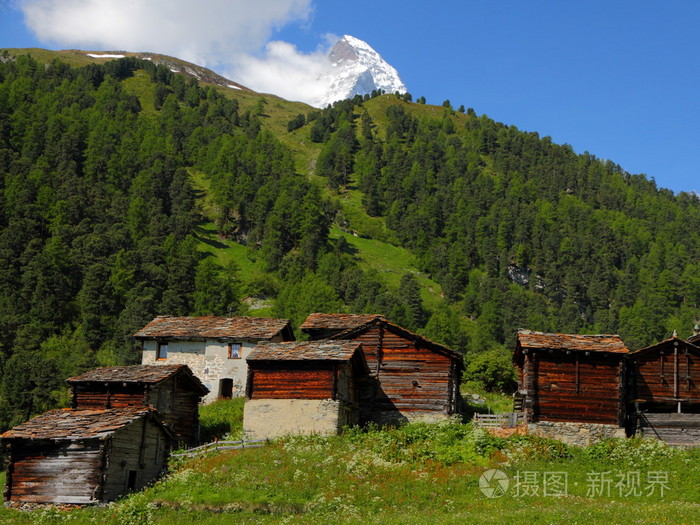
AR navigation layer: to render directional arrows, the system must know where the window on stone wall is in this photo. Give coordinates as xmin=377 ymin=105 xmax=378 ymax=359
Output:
xmin=157 ymin=342 xmax=168 ymax=360
xmin=228 ymin=343 xmax=241 ymax=359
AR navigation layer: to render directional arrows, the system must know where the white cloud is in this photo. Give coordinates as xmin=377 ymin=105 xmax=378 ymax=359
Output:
xmin=231 ymin=38 xmax=334 ymax=105
xmin=19 ymin=0 xmax=312 ymax=67
xmin=19 ymin=0 xmax=339 ymax=106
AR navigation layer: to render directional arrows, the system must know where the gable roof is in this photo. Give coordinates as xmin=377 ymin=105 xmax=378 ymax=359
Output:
xmin=66 ymin=364 xmax=208 ymax=394
xmin=628 ymin=337 xmax=700 ymax=358
xmin=300 ymin=313 xmax=385 ymax=332
xmin=133 ymin=315 xmax=293 ymax=341
xmin=248 ymin=341 xmax=363 ymax=362
xmin=319 ymin=315 xmax=464 ymax=368
xmin=516 ymin=329 xmax=629 ymax=354
xmin=1 ymin=407 xmax=173 ymax=441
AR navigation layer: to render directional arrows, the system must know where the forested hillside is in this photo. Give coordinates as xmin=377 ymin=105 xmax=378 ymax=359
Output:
xmin=0 ymin=51 xmax=698 ymax=429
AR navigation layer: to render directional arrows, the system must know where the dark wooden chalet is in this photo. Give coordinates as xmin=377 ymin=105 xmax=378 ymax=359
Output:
xmin=246 ymin=340 xmax=367 ymax=402
xmin=627 ymin=336 xmax=700 ymax=445
xmin=514 ymin=329 xmax=629 ymax=426
xmin=67 ymin=364 xmax=208 ymax=446
xmin=301 ymin=314 xmax=464 ymax=425
xmin=1 ymin=407 xmax=173 ymax=505
xmin=245 ymin=341 xmax=368 ymax=435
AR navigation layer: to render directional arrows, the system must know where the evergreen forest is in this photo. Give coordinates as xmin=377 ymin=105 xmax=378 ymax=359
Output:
xmin=0 ymin=51 xmax=698 ymax=430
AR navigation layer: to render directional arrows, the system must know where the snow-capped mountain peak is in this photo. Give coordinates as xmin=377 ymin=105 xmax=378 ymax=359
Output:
xmin=313 ymin=35 xmax=407 ymax=108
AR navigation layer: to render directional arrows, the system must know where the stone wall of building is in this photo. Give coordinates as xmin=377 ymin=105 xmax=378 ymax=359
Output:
xmin=527 ymin=421 xmax=627 ymax=446
xmin=141 ymin=339 xmax=256 ymax=403
xmin=243 ymin=399 xmax=344 ymax=440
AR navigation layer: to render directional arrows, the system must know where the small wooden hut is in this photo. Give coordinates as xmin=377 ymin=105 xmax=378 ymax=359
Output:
xmin=243 ymin=341 xmax=368 ymax=439
xmin=67 ymin=364 xmax=208 ymax=446
xmin=514 ymin=329 xmax=629 ymax=427
xmin=1 ymin=407 xmax=173 ymax=505
xmin=301 ymin=314 xmax=464 ymax=425
xmin=627 ymin=336 xmax=700 ymax=444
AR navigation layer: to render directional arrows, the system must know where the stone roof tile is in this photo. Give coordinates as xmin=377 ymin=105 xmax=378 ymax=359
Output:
xmin=517 ymin=329 xmax=629 ymax=353
xmin=133 ymin=316 xmax=292 ymax=340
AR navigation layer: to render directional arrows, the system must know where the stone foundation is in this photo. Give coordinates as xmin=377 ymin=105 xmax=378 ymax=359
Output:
xmin=243 ymin=399 xmax=345 ymax=440
xmin=528 ymin=421 xmax=627 ymax=446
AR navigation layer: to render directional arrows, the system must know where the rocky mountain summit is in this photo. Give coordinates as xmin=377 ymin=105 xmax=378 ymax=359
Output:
xmin=313 ymin=35 xmax=406 ymax=108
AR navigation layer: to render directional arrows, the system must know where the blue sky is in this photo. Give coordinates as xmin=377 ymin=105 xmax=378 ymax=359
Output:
xmin=1 ymin=1 xmax=699 ymax=194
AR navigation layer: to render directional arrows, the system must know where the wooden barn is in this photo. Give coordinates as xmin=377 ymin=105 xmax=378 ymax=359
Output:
xmin=1 ymin=407 xmax=173 ymax=505
xmin=300 ymin=314 xmax=464 ymax=425
xmin=135 ymin=315 xmax=294 ymax=403
xmin=627 ymin=335 xmax=700 ymax=445
xmin=66 ymin=364 xmax=208 ymax=446
xmin=514 ymin=329 xmax=629 ymax=429
xmin=243 ymin=341 xmax=368 ymax=439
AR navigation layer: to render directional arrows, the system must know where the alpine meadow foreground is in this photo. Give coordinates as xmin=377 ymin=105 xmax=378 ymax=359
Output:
xmin=2 ymin=420 xmax=700 ymax=524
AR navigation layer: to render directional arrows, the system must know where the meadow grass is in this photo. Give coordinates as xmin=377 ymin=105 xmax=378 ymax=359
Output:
xmin=198 ymin=398 xmax=245 ymax=443
xmin=4 ymin=422 xmax=700 ymax=524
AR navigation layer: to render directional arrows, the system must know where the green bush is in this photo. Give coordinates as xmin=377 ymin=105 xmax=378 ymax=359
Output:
xmin=463 ymin=349 xmax=517 ymax=392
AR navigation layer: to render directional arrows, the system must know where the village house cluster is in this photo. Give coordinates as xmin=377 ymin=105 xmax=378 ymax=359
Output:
xmin=2 ymin=313 xmax=699 ymax=505
xmin=514 ymin=326 xmax=700 ymax=446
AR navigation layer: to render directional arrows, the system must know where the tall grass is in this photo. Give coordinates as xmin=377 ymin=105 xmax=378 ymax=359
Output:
xmin=198 ymin=398 xmax=245 ymax=442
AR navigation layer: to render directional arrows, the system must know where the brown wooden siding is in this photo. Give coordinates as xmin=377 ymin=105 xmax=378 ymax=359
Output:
xmin=349 ymin=326 xmax=458 ymax=423
xmin=248 ymin=365 xmax=335 ymax=400
xmin=72 ymin=384 xmax=146 ymax=409
xmin=630 ymin=350 xmax=700 ymax=404
xmin=6 ymin=441 xmax=104 ymax=504
xmin=533 ymin=353 xmax=623 ymax=424
xmin=74 ymin=377 xmax=201 ymax=445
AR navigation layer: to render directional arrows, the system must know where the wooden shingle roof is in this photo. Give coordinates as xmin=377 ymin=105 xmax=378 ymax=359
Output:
xmin=628 ymin=336 xmax=700 ymax=357
xmin=300 ymin=313 xmax=384 ymax=332
xmin=66 ymin=364 xmax=208 ymax=394
xmin=517 ymin=329 xmax=629 ymax=354
xmin=133 ymin=315 xmax=292 ymax=340
xmin=248 ymin=341 xmax=362 ymax=362
xmin=1 ymin=407 xmax=172 ymax=441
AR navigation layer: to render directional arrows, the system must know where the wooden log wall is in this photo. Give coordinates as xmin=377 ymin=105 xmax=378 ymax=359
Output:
xmin=534 ymin=352 xmax=623 ymax=425
xmin=352 ymin=326 xmax=456 ymax=423
xmin=6 ymin=440 xmax=104 ymax=504
xmin=146 ymin=377 xmax=201 ymax=446
xmin=629 ymin=346 xmax=700 ymax=404
xmin=102 ymin=418 xmax=168 ymax=502
xmin=72 ymin=383 xmax=147 ymax=409
xmin=248 ymin=363 xmax=336 ymax=400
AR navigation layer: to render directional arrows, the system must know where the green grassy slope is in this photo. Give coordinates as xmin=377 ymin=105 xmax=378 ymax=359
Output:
xmin=1 ymin=423 xmax=698 ymax=524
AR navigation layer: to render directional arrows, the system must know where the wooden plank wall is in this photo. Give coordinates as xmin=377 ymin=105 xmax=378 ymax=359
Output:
xmin=146 ymin=377 xmax=202 ymax=446
xmin=72 ymin=384 xmax=146 ymax=409
xmin=534 ymin=353 xmax=622 ymax=424
xmin=102 ymin=418 xmax=168 ymax=502
xmin=639 ymin=413 xmax=700 ymax=446
xmin=6 ymin=440 xmax=103 ymax=504
xmin=630 ymin=348 xmax=700 ymax=404
xmin=353 ymin=326 xmax=456 ymax=422
xmin=248 ymin=365 xmax=335 ymax=400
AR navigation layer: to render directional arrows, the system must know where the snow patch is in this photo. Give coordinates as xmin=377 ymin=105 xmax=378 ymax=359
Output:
xmin=228 ymin=84 xmax=241 ymax=90
xmin=86 ymin=53 xmax=125 ymax=59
